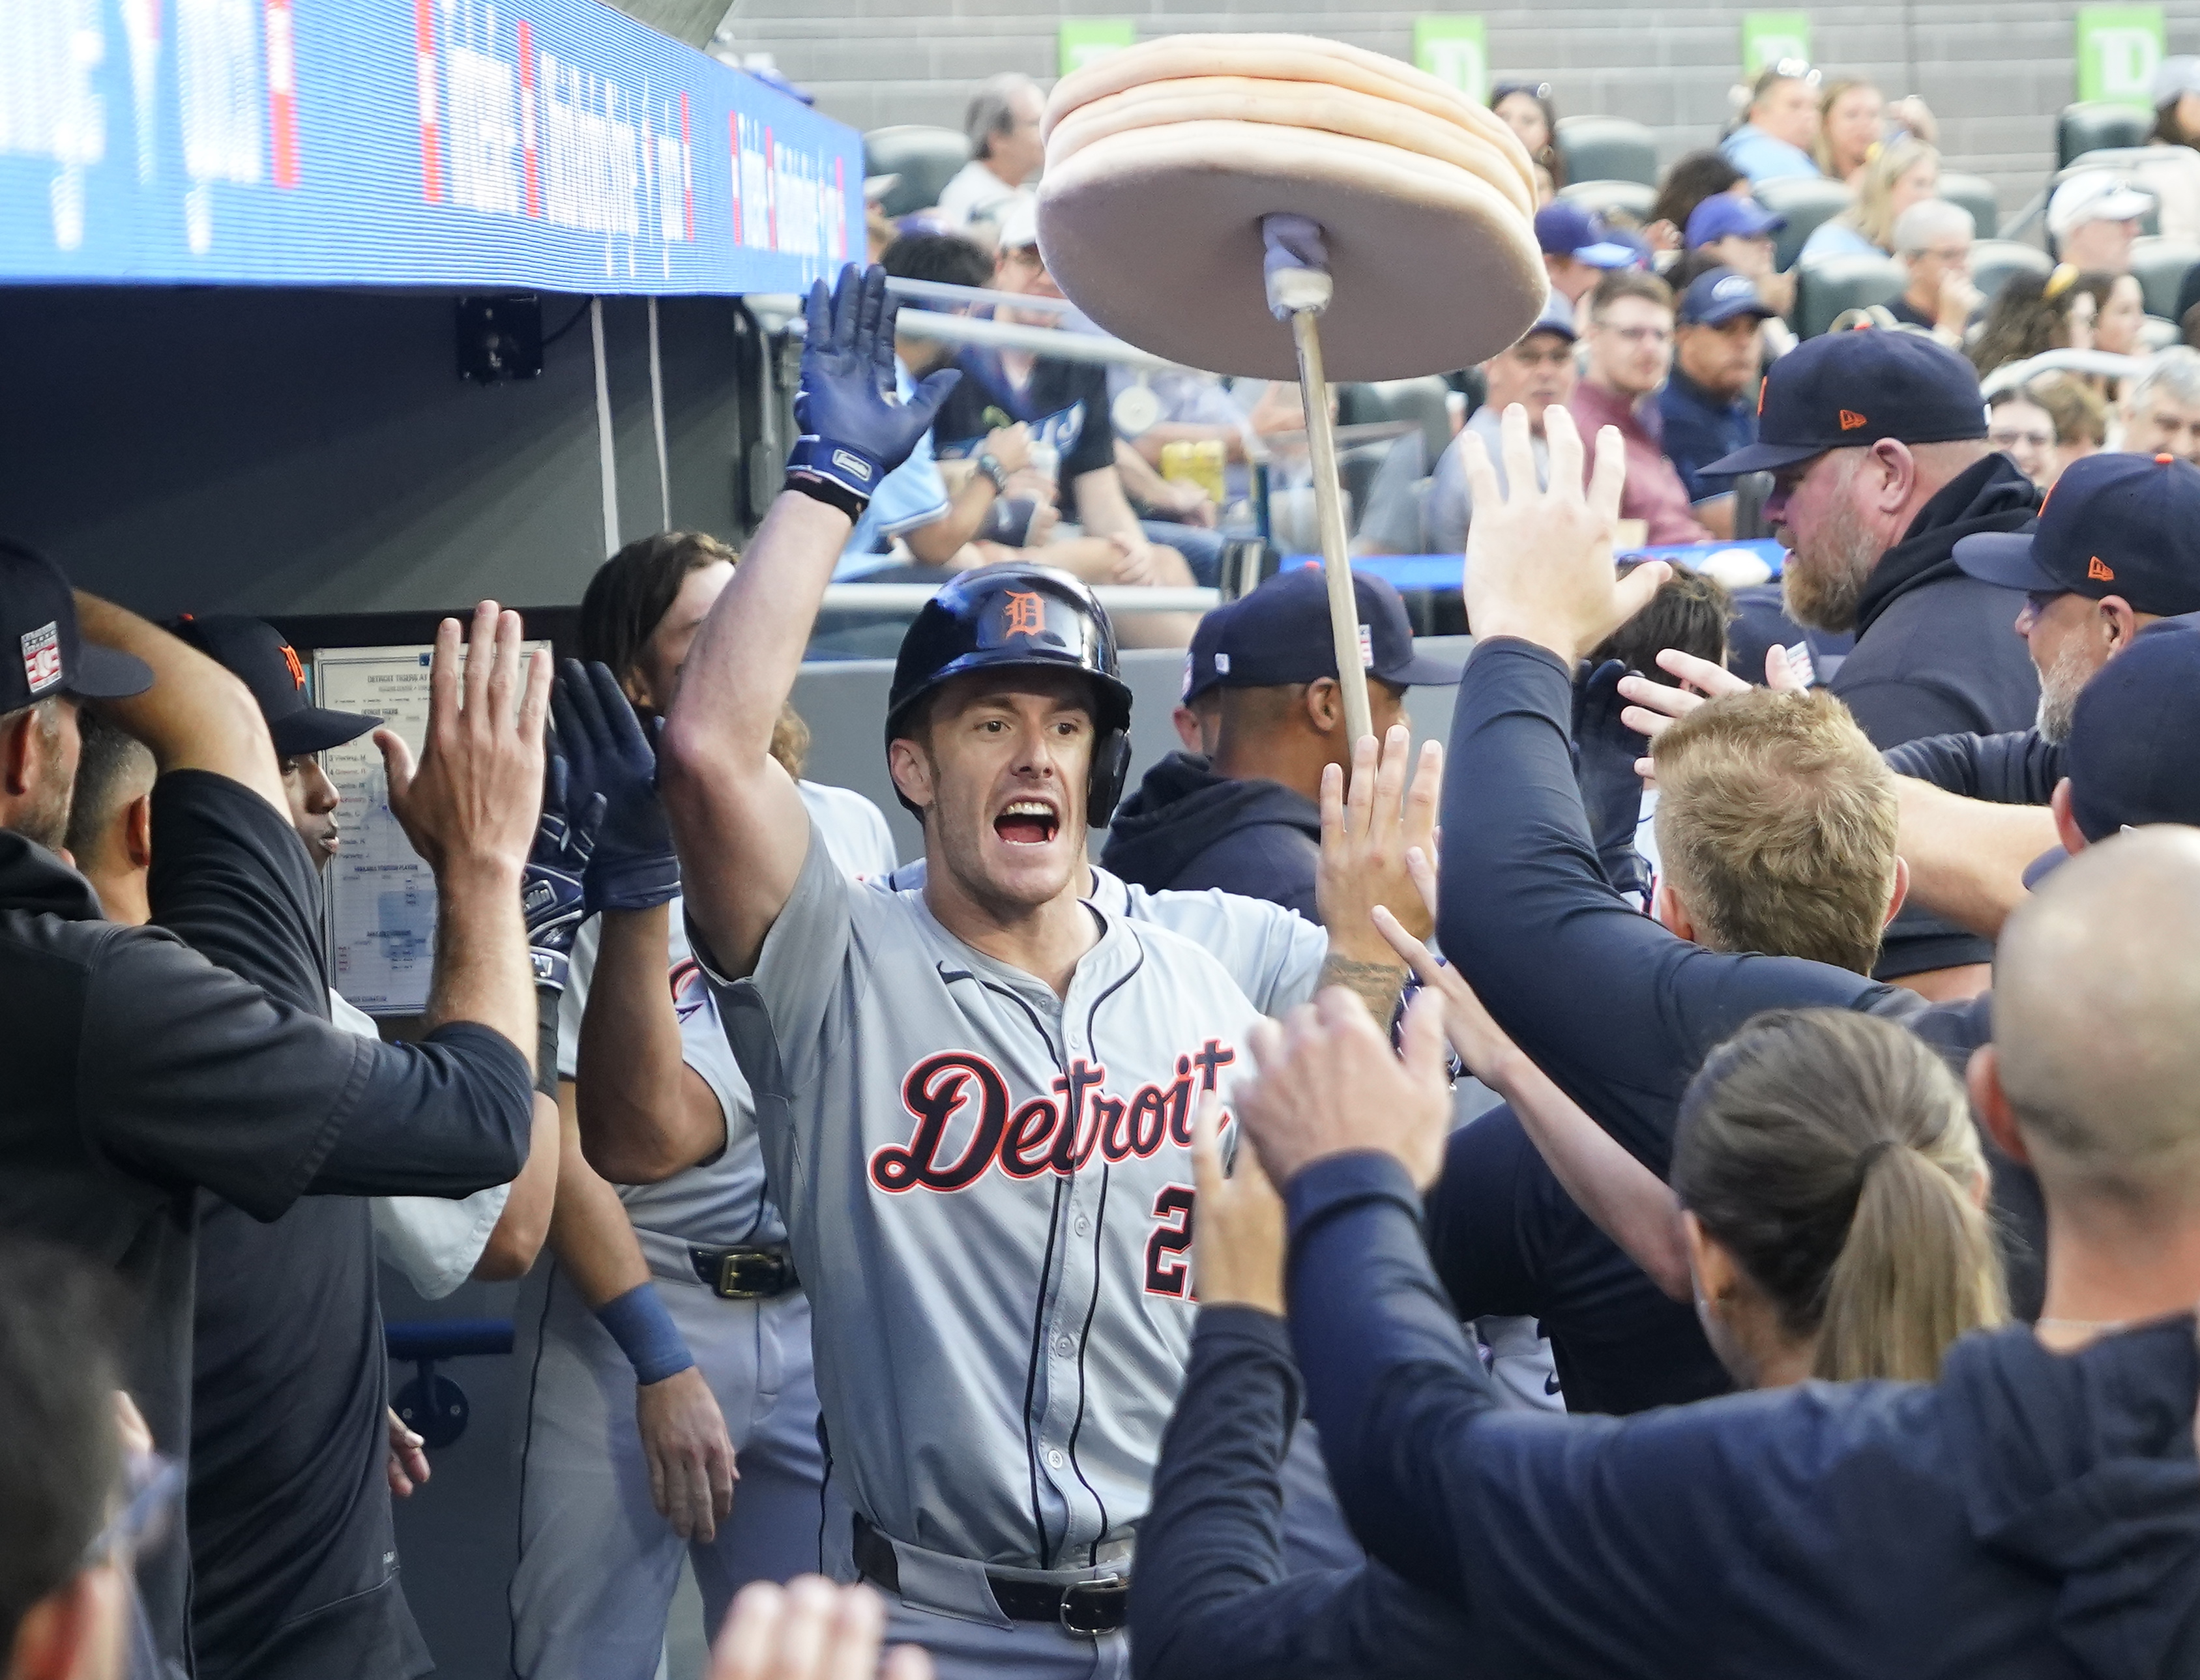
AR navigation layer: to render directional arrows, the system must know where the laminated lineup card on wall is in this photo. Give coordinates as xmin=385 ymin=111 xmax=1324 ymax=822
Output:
xmin=315 ymin=641 xmax=549 ymax=1015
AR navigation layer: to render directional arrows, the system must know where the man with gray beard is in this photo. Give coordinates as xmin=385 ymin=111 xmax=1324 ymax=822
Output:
xmin=1703 ymin=328 xmax=2040 ymax=999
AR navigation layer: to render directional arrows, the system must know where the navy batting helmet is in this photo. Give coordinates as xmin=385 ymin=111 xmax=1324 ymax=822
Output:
xmin=884 ymin=564 xmax=1135 ymax=826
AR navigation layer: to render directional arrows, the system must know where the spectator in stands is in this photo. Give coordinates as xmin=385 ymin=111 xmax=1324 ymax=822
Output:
xmin=2047 ymin=170 xmax=2152 ymax=275
xmin=2137 ymin=56 xmax=2200 ymax=242
xmin=935 ymin=73 xmax=1042 ymax=235
xmin=1099 ymin=569 xmax=1456 ymax=918
xmin=1660 ymin=269 xmax=1776 ymax=534
xmin=2029 ymin=374 xmax=2107 ymax=483
xmin=1984 ymin=387 xmax=2057 ymax=490
xmin=1703 ymin=326 xmax=2041 ymax=770
xmin=2124 ymin=344 xmax=2200 ymax=463
xmin=1492 ymin=80 xmax=1564 ymax=190
xmin=838 ymin=235 xmax=1040 ymax=577
xmin=1721 ymin=61 xmax=1823 ymax=184
xmin=1644 ymin=151 xmax=1748 ymax=255
xmin=1813 ymin=79 xmax=1938 ymax=183
xmin=1570 ymin=269 xmax=1713 ymax=544
xmin=0 ymin=1241 xmax=141 ymax=1680
xmin=1424 ymin=291 xmax=1577 ymax=555
xmin=1800 ymin=135 xmax=1939 ymax=261
xmin=1886 ymin=199 xmax=1980 ymax=344
xmin=1968 ymin=267 xmax=2091 ymax=379
xmin=1533 ymin=201 xmax=1639 ymax=313
xmin=1685 ymin=194 xmax=1795 ymax=320
xmin=2073 ymin=270 xmax=2148 ymax=359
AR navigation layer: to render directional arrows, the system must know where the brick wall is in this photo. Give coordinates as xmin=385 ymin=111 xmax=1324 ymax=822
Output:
xmin=713 ymin=1 xmax=2200 ymax=218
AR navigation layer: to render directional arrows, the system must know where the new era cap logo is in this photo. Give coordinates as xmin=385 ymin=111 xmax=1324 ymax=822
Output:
xmin=830 ymin=448 xmax=874 ymax=485
xmin=280 ymin=643 xmax=305 ymax=688
xmin=1838 ymin=409 xmax=1868 ymax=431
xmin=20 ymin=622 xmax=61 ymax=696
xmin=2088 ymin=557 xmax=2115 ymax=581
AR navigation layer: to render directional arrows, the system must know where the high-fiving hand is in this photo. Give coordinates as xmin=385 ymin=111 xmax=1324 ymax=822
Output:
xmin=553 ymin=660 xmax=681 ymax=914
xmin=711 ymin=1578 xmax=931 ymax=1680
xmin=1188 ymin=1097 xmax=1285 ymax=1317
xmin=1234 ymin=987 xmax=1454 ymax=1191
xmin=785 ymin=265 xmax=961 ymax=507
xmin=1459 ymin=404 xmax=1669 ymax=667
xmin=1315 ymin=726 xmax=1443 ymax=957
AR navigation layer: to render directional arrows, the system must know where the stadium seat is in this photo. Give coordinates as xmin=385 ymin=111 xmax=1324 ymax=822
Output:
xmin=1755 ymin=176 xmax=1855 ymax=272
xmin=2057 ymin=103 xmax=2149 ymax=169
xmin=863 ymin=126 xmax=971 ymax=217
xmin=1559 ymin=178 xmax=1657 ymax=224
xmin=2130 ymin=237 xmax=2200 ymax=322
xmin=1337 ymin=376 xmax=1454 ymax=466
xmin=1794 ymin=252 xmax=1903 ymax=339
xmin=1968 ymin=239 xmax=2053 ymax=305
xmin=1937 ymin=172 xmax=2000 ymax=242
xmin=1554 ymin=117 xmax=1658 ymax=188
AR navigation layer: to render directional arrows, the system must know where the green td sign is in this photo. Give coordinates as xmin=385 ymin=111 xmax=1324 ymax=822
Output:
xmin=2076 ymin=6 xmax=2165 ymax=107
xmin=1059 ymin=20 xmax=1135 ymax=79
xmin=1413 ymin=16 xmax=1488 ymax=102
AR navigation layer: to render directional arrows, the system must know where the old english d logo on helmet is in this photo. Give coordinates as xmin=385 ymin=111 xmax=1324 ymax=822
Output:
xmin=1001 ymin=591 xmax=1046 ymax=639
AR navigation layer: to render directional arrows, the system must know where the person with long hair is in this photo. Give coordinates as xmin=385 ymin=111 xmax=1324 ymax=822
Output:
xmin=1814 ymin=78 xmax=1939 ymax=182
xmin=1645 ymin=149 xmax=1748 ymax=254
xmin=1800 ymin=134 xmax=1940 ymax=260
xmin=1968 ymin=265 xmax=2092 ymax=378
xmin=1492 ymin=80 xmax=1564 ymax=190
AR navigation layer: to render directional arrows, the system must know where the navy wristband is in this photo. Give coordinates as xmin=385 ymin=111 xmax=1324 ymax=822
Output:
xmin=595 ymin=1284 xmax=696 ymax=1385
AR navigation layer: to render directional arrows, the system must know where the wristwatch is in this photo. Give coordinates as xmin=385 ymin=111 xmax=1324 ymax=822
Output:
xmin=975 ymin=452 xmax=1011 ymax=495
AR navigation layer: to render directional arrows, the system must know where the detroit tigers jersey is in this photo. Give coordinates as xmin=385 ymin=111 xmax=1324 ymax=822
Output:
xmin=701 ymin=824 xmax=1267 ymax=1572
xmin=555 ymin=781 xmax=898 ymax=1248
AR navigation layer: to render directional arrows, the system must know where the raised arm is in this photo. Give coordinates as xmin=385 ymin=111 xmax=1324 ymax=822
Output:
xmin=74 ymin=592 xmax=286 ymax=817
xmin=660 ymin=265 xmax=956 ymax=979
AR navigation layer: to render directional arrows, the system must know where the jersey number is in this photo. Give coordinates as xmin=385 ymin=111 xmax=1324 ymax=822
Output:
xmin=1144 ymin=1185 xmax=1195 ymax=1299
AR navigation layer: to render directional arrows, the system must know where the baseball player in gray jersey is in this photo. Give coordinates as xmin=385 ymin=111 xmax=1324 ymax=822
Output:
xmin=645 ymin=265 xmax=1439 ymax=1677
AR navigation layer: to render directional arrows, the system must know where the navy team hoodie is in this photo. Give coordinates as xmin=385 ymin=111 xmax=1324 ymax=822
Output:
xmin=1100 ymin=753 xmax=1323 ymax=922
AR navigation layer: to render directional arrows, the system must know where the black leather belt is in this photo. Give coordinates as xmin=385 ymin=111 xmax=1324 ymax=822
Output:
xmin=852 ymin=1515 xmax=1129 ymax=1635
xmin=687 ymin=1244 xmax=799 ymax=1300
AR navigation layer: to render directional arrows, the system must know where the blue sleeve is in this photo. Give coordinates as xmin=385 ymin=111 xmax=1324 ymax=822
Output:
xmin=1439 ymin=640 xmax=1880 ymax=1169
xmin=1129 ymin=1308 xmax=1466 ymax=1680
xmin=1883 ymin=729 xmax=2062 ymax=805
xmin=1283 ymin=1152 xmax=1737 ymax=1668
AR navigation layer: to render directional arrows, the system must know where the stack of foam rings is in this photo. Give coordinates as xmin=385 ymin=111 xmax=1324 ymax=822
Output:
xmin=1036 ymin=35 xmax=1550 ymax=381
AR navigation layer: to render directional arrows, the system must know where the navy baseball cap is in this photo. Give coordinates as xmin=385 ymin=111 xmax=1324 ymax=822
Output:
xmin=1519 ymin=289 xmax=1579 ymax=342
xmin=1686 ymin=195 xmax=1786 ymax=249
xmin=0 ymin=538 xmax=152 ymax=712
xmin=1952 ymin=452 xmax=2200 ymax=617
xmin=1679 ymin=267 xmax=1777 ymax=328
xmin=2063 ymin=616 xmax=2200 ymax=842
xmin=1534 ymin=202 xmax=1637 ymax=269
xmin=1703 ymin=326 xmax=1987 ymax=476
xmin=166 ymin=615 xmax=381 ymax=756
xmin=1181 ymin=601 xmax=1235 ymax=704
xmin=1216 ymin=568 xmax=1462 ymax=689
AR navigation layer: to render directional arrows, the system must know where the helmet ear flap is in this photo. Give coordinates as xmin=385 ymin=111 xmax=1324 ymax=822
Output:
xmin=1088 ymin=729 xmax=1133 ymax=829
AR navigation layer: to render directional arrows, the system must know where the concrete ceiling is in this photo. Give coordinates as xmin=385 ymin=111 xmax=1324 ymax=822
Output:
xmin=604 ymin=0 xmax=729 ymax=49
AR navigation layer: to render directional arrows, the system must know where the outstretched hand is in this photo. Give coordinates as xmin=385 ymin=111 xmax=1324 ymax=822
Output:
xmin=554 ymin=659 xmax=681 ymax=913
xmin=1460 ymin=403 xmax=1669 ymax=666
xmin=1235 ymin=987 xmax=1454 ymax=1191
xmin=377 ymin=602 xmax=550 ymax=881
xmin=1190 ymin=1096 xmax=1285 ymax=1316
xmin=1617 ymin=643 xmax=1802 ymax=779
xmin=786 ymin=265 xmax=961 ymax=506
xmin=1315 ymin=725 xmax=1442 ymax=958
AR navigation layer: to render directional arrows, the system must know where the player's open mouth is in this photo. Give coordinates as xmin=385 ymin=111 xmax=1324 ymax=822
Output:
xmin=993 ymin=798 xmax=1059 ymax=847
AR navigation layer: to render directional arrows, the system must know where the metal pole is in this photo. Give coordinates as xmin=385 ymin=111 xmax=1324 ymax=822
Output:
xmin=1289 ymin=307 xmax=1371 ymax=746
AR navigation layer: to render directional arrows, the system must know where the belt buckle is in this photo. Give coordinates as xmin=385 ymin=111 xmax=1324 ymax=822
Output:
xmin=1057 ymin=1573 xmax=1126 ymax=1637
xmin=716 ymin=1250 xmax=782 ymax=1299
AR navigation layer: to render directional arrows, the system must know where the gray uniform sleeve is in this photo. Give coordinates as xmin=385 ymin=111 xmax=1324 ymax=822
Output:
xmin=1129 ymin=886 xmax=1328 ymax=1015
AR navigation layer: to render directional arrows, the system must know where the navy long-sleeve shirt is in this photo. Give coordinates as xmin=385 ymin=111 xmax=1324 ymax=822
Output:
xmin=1128 ymin=1308 xmax=1464 ymax=1680
xmin=1283 ymin=1151 xmax=2200 ymax=1679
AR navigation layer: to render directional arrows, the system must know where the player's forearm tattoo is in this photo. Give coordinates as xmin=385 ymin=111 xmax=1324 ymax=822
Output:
xmin=1317 ymin=954 xmax=1409 ymax=1024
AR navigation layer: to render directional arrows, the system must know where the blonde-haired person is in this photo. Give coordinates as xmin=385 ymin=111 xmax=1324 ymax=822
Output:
xmin=1800 ymin=134 xmax=1940 ymax=261
xmin=1815 ymin=79 xmax=1939 ymax=183
xmin=2027 ymin=374 xmax=2107 ymax=484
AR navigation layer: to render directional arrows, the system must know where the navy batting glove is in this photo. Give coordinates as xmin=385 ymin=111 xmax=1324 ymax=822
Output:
xmin=784 ymin=263 xmax=961 ymax=504
xmin=1572 ymin=658 xmax=1652 ymax=905
xmin=523 ymin=746 xmax=604 ymax=991
xmin=553 ymin=659 xmax=681 ymax=915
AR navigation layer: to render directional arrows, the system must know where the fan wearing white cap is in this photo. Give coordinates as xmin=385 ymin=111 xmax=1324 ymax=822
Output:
xmin=2046 ymin=169 xmax=2153 ymax=274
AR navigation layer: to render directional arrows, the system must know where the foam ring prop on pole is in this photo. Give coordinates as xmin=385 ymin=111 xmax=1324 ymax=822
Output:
xmin=1035 ymin=33 xmax=1550 ymax=742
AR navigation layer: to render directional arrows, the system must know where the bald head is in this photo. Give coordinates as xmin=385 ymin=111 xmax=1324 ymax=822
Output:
xmin=1994 ymin=828 xmax=2200 ymax=1201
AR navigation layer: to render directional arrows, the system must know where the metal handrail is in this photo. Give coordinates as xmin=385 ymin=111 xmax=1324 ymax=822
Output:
xmin=885 ymin=276 xmax=1081 ymax=317
xmin=821 ymin=584 xmax=1218 ymax=614
xmin=1980 ymin=347 xmax=2149 ymax=397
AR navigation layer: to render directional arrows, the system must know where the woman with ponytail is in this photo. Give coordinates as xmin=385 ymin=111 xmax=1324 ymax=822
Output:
xmin=1671 ymin=1008 xmax=2008 ymax=1384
